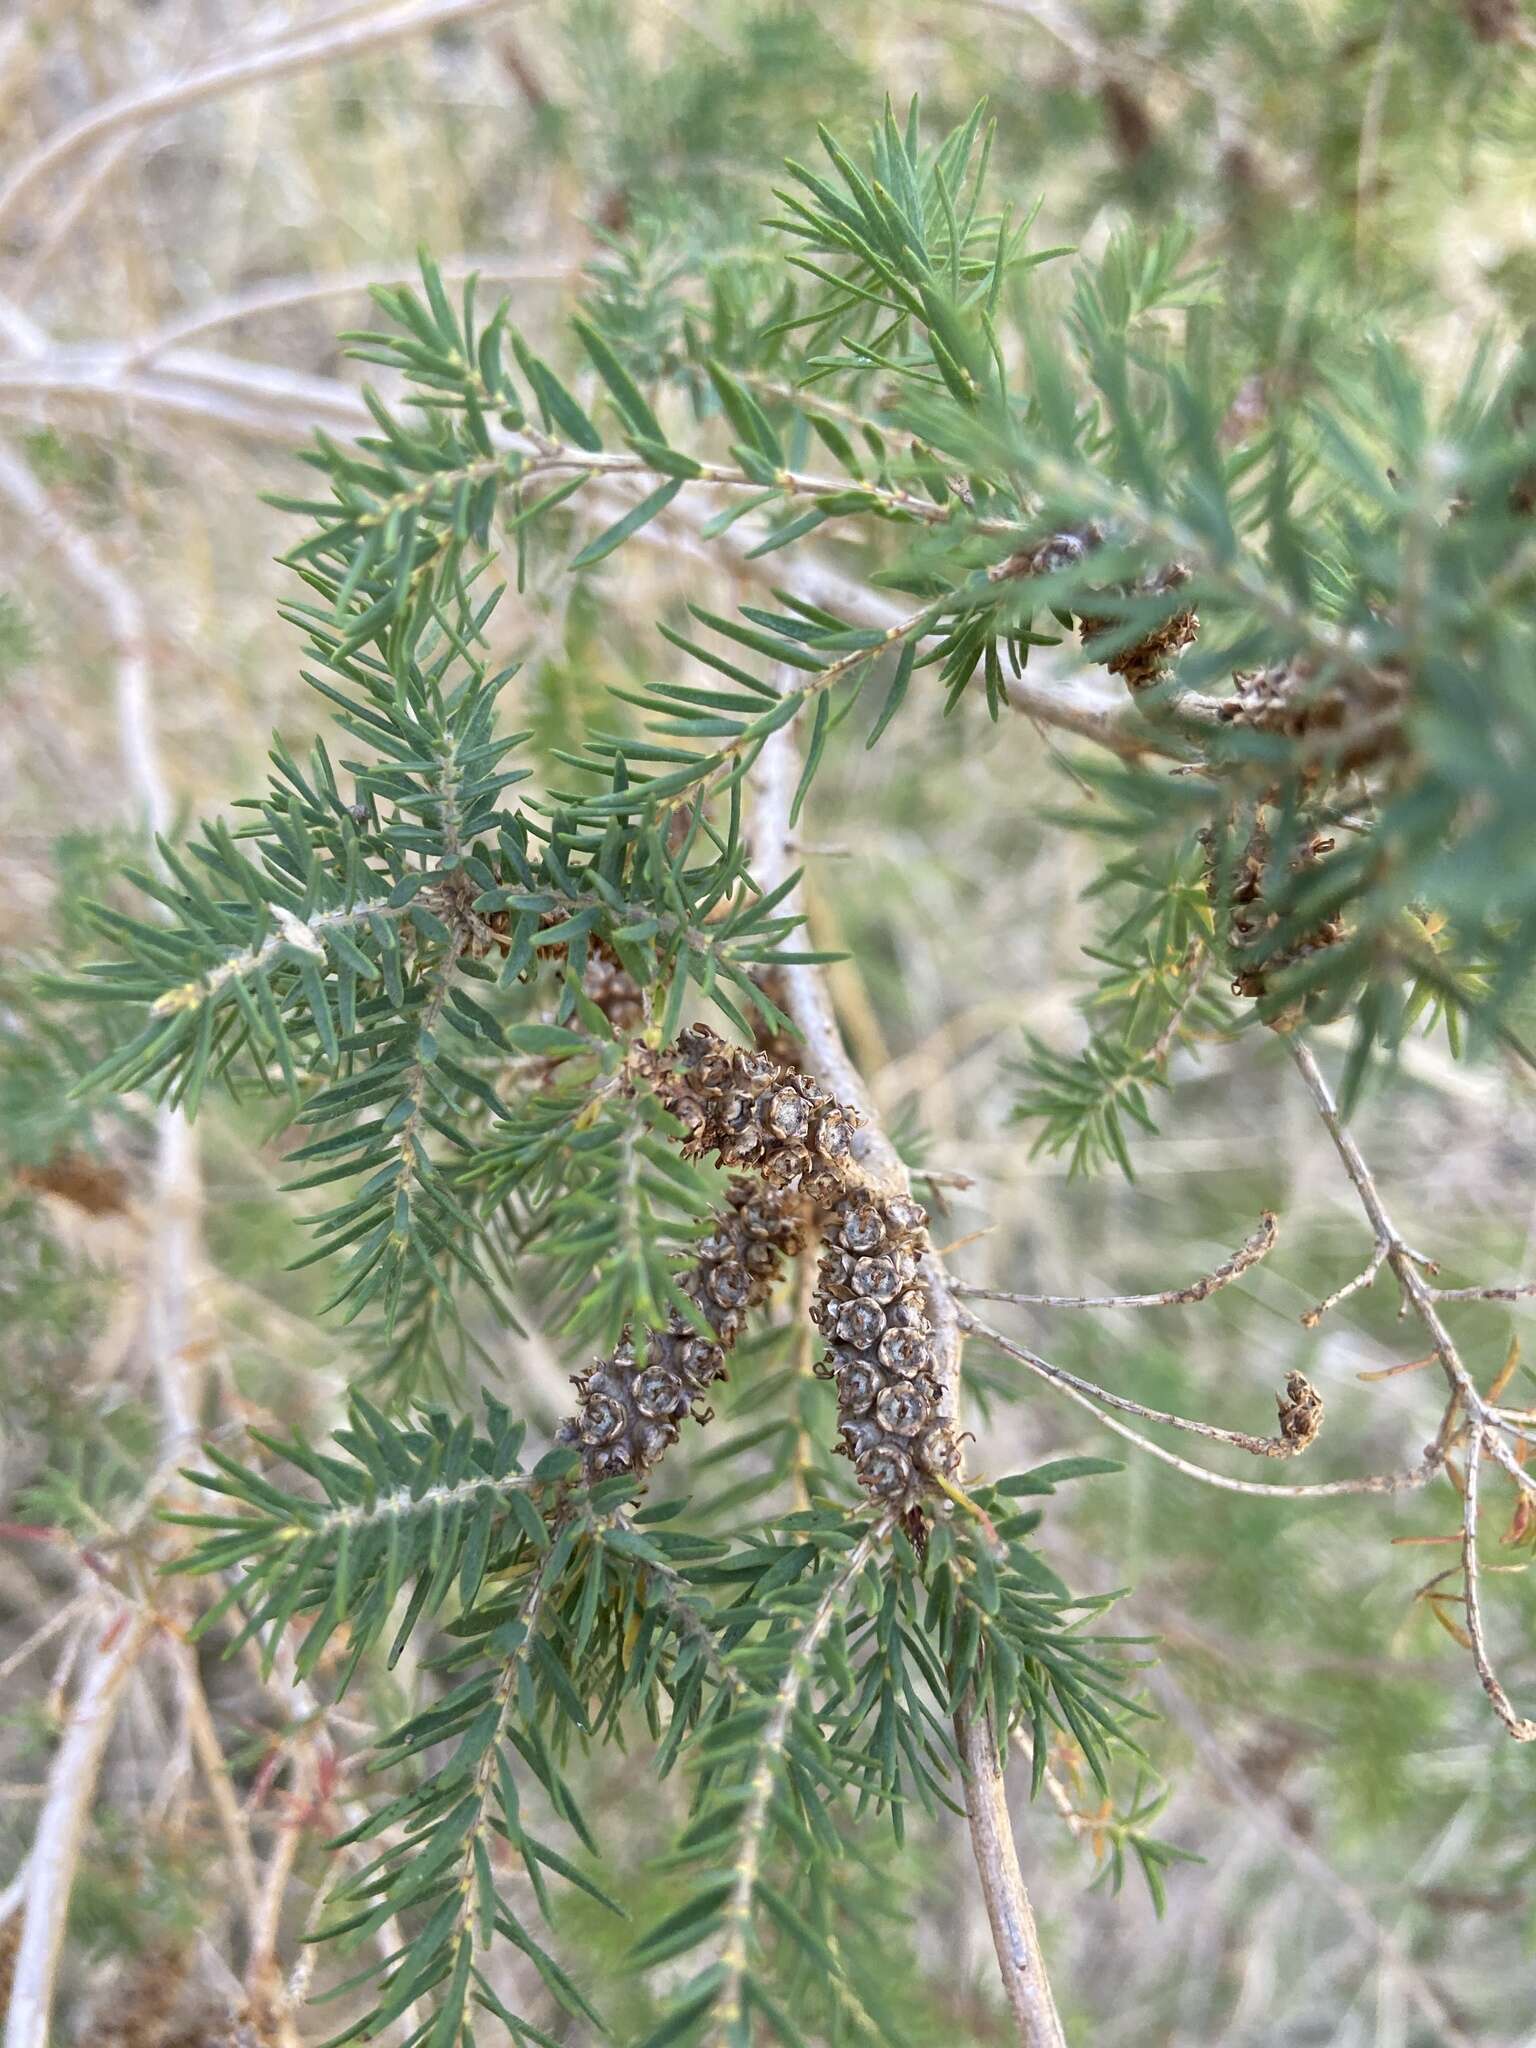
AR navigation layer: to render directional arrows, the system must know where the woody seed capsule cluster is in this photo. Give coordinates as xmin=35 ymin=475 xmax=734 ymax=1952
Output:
xmin=654 ymin=1022 xmax=861 ymax=1202
xmin=1275 ymin=1370 xmax=1324 ymax=1454
xmin=1200 ymin=812 xmax=1345 ymax=1001
xmin=812 ymin=1193 xmax=963 ymax=1508
xmin=1217 ymin=658 xmax=1404 ymax=778
xmin=561 ymin=1024 xmax=961 ymax=1509
xmin=557 ymin=1177 xmax=803 ymax=1484
xmin=1078 ymin=560 xmax=1199 ymax=692
xmin=580 ymin=941 xmax=646 ymax=1034
xmin=534 ymin=910 xmax=647 ymax=1035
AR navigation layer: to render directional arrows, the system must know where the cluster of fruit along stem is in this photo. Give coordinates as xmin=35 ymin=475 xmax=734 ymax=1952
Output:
xmin=557 ymin=1025 xmax=963 ymax=1508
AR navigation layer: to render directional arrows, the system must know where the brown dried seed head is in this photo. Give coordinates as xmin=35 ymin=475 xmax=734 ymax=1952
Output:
xmin=811 ymin=1186 xmax=953 ymax=1508
xmin=878 ymin=1327 xmax=931 ymax=1376
xmin=588 ymin=1442 xmax=633 ymax=1479
xmin=636 ymin=1420 xmax=678 ymax=1464
xmin=914 ymin=1422 xmax=963 ymax=1479
xmin=578 ymin=1393 xmax=627 ymax=1445
xmin=762 ymin=1085 xmax=812 ymax=1140
xmin=1276 ymin=1371 xmax=1324 ymax=1451
xmin=761 ymin=1143 xmax=813 ymax=1188
xmin=814 ymin=1108 xmax=857 ymax=1160
xmin=675 ymin=1336 xmax=726 ymax=1385
xmin=633 ymin=1365 xmax=688 ymax=1419
xmin=707 ymin=1260 xmax=752 ymax=1309
xmin=558 ymin=1148 xmax=804 ymax=1487
xmin=838 ymin=1417 xmax=885 ymax=1460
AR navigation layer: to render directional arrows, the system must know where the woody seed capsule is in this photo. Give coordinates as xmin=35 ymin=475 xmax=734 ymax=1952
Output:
xmin=851 ymin=1256 xmax=900 ymax=1302
xmin=837 ymin=1299 xmax=886 ymax=1349
xmin=876 ymin=1383 xmax=930 ymax=1437
xmin=708 ymin=1260 xmax=751 ymax=1309
xmin=837 ymin=1360 xmax=883 ymax=1414
xmin=878 ymin=1327 xmax=930 ymax=1377
xmin=840 ymin=1204 xmax=886 ymax=1253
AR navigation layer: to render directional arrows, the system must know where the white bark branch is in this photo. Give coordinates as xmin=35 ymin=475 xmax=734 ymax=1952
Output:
xmin=123 ymin=256 xmax=572 ymax=363
xmin=0 ymin=0 xmax=532 ymax=241
xmin=2 ymin=1605 xmax=159 ymax=2048
xmin=1285 ymin=1030 xmax=1536 ymax=1738
xmin=0 ymin=340 xmax=1180 ymax=764
xmin=751 ymin=704 xmax=1065 ymax=2047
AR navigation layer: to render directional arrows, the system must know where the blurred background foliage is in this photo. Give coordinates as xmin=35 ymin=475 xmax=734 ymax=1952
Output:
xmin=4 ymin=2 xmax=1536 ymax=2043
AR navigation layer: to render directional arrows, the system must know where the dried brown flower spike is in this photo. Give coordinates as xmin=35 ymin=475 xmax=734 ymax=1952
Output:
xmin=558 ymin=1177 xmax=804 ymax=1483
xmin=812 ymin=1192 xmax=963 ymax=1508
xmin=1218 ymin=658 xmax=1404 ymax=778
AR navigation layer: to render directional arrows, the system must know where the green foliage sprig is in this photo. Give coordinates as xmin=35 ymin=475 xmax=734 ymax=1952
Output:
xmin=170 ymin=1403 xmax=1142 ymax=2048
xmin=45 ymin=87 xmax=1536 ymax=2043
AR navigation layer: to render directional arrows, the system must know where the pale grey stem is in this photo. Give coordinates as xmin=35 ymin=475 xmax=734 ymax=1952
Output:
xmin=177 ymin=1644 xmax=261 ymax=1918
xmin=0 ymin=442 xmax=204 ymax=1458
xmin=752 ymin=705 xmax=1067 ymax=2048
xmin=0 ymin=442 xmax=167 ymax=838
xmin=1460 ymin=1429 xmax=1536 ymax=1741
xmin=954 ymin=1211 xmax=1278 ymax=1310
xmin=955 ymin=1305 xmax=1440 ymax=1500
xmin=0 ymin=341 xmax=1187 ymax=763
xmin=1300 ymin=1233 xmax=1391 ymax=1326
xmin=955 ymin=1701 xmax=1070 ymax=2048
xmin=0 ymin=405 xmax=206 ymax=2048
xmin=0 ymin=0 xmax=533 ymax=239
xmin=1429 ymin=1280 xmax=1536 ymax=1304
xmin=1284 ymin=1033 xmax=1535 ymax=1493
xmin=256 ymin=1637 xmax=426 ymax=2042
xmin=953 ymin=1307 xmax=1317 ymax=1460
xmin=2 ymin=1603 xmax=159 ymax=2048
xmin=123 ymin=255 xmax=572 ymax=364
xmin=1285 ymin=1030 xmax=1536 ymax=1737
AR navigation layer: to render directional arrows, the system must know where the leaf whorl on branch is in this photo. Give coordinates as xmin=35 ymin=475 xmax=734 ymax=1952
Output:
xmin=50 ymin=78 xmax=1536 ymax=2048
xmin=556 ymin=1176 xmax=804 ymax=1484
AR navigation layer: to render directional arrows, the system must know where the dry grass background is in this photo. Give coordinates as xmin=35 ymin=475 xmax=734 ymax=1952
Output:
xmin=3 ymin=4 xmax=1536 ymax=2045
